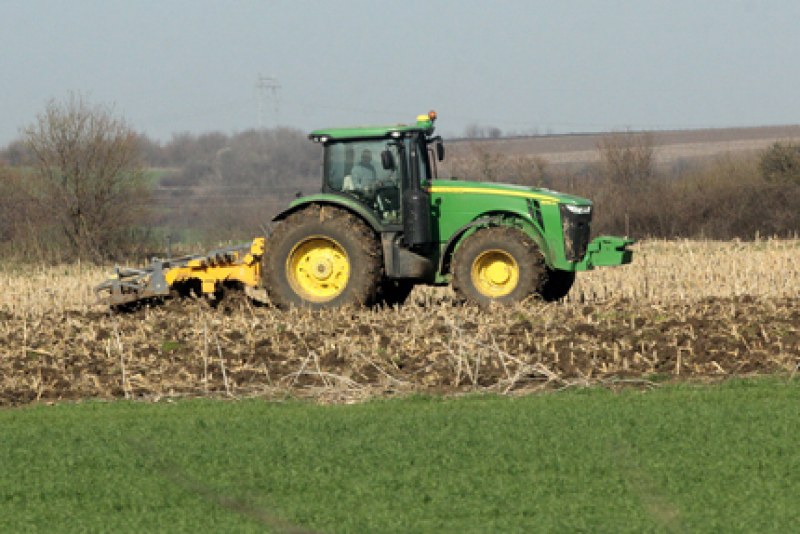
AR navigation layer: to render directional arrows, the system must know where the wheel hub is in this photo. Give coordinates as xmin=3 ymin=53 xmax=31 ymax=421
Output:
xmin=287 ymin=237 xmax=350 ymax=302
xmin=313 ymin=258 xmax=333 ymax=280
xmin=471 ymin=249 xmax=520 ymax=298
xmin=485 ymin=261 xmax=511 ymax=285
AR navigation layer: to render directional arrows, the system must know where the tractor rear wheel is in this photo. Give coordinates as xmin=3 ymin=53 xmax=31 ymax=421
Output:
xmin=263 ymin=205 xmax=382 ymax=308
xmin=452 ymin=226 xmax=546 ymax=306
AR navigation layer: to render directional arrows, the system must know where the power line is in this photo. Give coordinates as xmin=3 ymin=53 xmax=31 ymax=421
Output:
xmin=256 ymin=75 xmax=281 ymax=129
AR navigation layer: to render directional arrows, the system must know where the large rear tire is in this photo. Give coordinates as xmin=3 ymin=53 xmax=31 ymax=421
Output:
xmin=263 ymin=205 xmax=382 ymax=308
xmin=452 ymin=226 xmax=546 ymax=306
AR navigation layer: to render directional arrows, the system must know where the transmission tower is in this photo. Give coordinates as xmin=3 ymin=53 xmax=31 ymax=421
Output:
xmin=256 ymin=75 xmax=281 ymax=130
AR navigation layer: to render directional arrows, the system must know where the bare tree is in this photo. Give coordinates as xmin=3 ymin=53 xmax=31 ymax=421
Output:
xmin=24 ymin=94 xmax=151 ymax=261
xmin=597 ymin=132 xmax=655 ymax=190
xmin=759 ymin=142 xmax=800 ymax=185
xmin=592 ymin=132 xmax=657 ymax=237
xmin=0 ymin=164 xmax=16 ymax=242
xmin=463 ymin=124 xmax=503 ymax=139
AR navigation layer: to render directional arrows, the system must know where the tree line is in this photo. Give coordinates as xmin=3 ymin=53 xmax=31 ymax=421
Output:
xmin=0 ymin=96 xmax=320 ymax=262
xmin=1 ymin=95 xmax=798 ymax=264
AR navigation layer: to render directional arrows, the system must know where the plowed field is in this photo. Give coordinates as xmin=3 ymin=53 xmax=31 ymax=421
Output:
xmin=1 ymin=239 xmax=798 ymax=406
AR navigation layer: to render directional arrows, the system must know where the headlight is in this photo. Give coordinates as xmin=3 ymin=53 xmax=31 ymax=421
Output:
xmin=564 ymin=204 xmax=592 ymax=215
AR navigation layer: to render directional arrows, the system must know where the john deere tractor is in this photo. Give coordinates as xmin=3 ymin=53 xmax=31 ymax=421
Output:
xmin=96 ymin=112 xmax=633 ymax=309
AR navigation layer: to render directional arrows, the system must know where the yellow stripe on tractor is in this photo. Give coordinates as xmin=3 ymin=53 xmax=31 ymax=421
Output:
xmin=95 ymin=238 xmax=266 ymax=308
xmin=427 ymin=185 xmax=560 ymax=204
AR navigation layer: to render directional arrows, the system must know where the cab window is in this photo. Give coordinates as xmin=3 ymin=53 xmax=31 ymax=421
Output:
xmin=324 ymin=140 xmax=402 ymax=224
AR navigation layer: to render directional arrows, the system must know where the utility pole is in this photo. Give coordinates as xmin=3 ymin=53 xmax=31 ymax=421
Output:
xmin=256 ymin=75 xmax=280 ymax=130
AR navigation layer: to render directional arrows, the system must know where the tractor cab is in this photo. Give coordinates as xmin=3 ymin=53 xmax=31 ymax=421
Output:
xmin=322 ymin=138 xmax=406 ymax=224
xmin=309 ymin=112 xmax=444 ymax=245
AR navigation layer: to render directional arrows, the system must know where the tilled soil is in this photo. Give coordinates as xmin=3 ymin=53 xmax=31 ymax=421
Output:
xmin=2 ymin=294 xmax=798 ymax=406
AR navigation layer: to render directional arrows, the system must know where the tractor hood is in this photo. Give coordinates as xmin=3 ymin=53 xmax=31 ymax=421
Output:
xmin=428 ymin=179 xmax=592 ymax=207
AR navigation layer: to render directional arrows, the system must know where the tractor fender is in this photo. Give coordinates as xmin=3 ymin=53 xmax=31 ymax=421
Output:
xmin=271 ymin=194 xmax=384 ymax=234
xmin=438 ymin=212 xmax=549 ymax=276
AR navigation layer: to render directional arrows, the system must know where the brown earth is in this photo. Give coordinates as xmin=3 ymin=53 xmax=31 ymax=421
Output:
xmin=2 ymin=292 xmax=797 ymax=407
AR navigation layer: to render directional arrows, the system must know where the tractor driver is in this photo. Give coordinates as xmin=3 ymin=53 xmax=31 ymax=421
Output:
xmin=349 ymin=149 xmax=377 ymax=192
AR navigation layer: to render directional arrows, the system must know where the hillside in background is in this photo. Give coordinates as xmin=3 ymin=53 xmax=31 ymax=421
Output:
xmin=448 ymin=124 xmax=800 ymax=169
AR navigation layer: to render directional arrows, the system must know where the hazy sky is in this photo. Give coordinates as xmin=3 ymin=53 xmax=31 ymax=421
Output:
xmin=2 ymin=0 xmax=798 ymax=146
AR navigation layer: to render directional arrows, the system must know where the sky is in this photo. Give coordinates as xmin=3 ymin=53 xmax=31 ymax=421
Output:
xmin=2 ymin=0 xmax=799 ymax=146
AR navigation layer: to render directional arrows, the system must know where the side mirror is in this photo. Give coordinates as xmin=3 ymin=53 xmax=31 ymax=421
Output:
xmin=381 ymin=149 xmax=396 ymax=170
xmin=436 ymin=140 xmax=445 ymax=161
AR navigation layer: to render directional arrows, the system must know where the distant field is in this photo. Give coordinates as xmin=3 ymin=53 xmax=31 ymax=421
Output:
xmin=448 ymin=124 xmax=800 ymax=167
xmin=0 ymin=239 xmax=797 ymax=405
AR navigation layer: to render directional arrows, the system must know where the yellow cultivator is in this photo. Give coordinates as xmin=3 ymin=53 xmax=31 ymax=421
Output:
xmin=95 ymin=238 xmax=265 ymax=308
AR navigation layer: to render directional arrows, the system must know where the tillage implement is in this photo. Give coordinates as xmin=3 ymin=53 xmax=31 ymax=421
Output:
xmin=96 ymin=112 xmax=633 ymax=309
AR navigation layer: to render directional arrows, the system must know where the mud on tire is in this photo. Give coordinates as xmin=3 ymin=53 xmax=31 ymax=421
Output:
xmin=263 ymin=204 xmax=382 ymax=309
xmin=452 ymin=226 xmax=546 ymax=307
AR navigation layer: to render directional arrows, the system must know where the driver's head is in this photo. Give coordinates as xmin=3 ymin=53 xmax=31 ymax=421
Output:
xmin=360 ymin=149 xmax=372 ymax=164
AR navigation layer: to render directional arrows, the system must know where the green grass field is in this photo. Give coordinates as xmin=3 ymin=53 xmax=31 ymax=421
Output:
xmin=1 ymin=378 xmax=798 ymax=533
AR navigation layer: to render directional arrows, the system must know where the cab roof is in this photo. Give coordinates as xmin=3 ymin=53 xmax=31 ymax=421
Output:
xmin=308 ymin=112 xmax=437 ymax=142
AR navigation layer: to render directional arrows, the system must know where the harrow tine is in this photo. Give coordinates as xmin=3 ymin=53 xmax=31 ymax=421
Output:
xmin=94 ymin=258 xmax=173 ymax=306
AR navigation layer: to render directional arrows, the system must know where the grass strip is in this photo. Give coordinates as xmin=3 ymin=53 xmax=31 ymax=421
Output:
xmin=0 ymin=377 xmax=798 ymax=533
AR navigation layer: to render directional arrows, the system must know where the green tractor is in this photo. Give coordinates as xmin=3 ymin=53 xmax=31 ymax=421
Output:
xmin=262 ymin=111 xmax=632 ymax=308
xmin=96 ymin=112 xmax=633 ymax=309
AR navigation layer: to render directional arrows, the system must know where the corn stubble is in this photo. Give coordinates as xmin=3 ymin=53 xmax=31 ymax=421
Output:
xmin=1 ymin=239 xmax=798 ymax=406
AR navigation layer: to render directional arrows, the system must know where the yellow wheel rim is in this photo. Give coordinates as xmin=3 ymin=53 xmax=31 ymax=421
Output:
xmin=286 ymin=236 xmax=350 ymax=303
xmin=471 ymin=249 xmax=519 ymax=298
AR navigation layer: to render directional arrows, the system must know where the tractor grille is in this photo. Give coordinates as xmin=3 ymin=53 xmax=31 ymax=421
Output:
xmin=560 ymin=205 xmax=592 ymax=262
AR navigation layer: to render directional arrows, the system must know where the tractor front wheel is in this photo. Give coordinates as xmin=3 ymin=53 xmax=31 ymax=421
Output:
xmin=263 ymin=205 xmax=382 ymax=308
xmin=452 ymin=226 xmax=546 ymax=306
